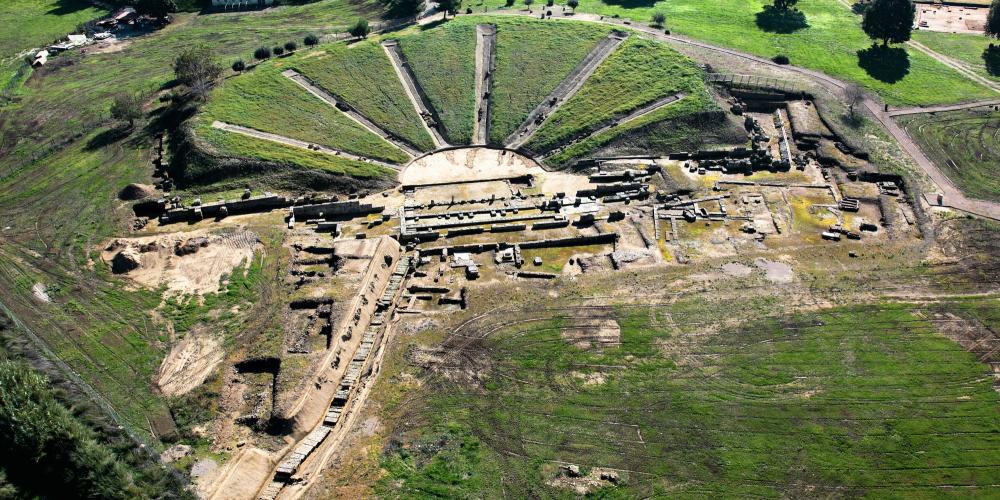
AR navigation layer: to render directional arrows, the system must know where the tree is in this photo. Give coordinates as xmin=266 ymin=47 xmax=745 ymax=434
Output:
xmin=232 ymin=59 xmax=245 ymax=72
xmin=772 ymin=0 xmax=799 ymax=10
xmin=135 ymin=0 xmax=176 ymax=18
xmin=284 ymin=41 xmax=297 ymax=52
xmin=567 ymin=0 xmax=578 ymax=11
xmin=524 ymin=0 xmax=534 ymax=11
xmin=651 ymin=12 xmax=666 ymax=26
xmin=987 ymin=0 xmax=1000 ymax=39
xmin=862 ymin=0 xmax=915 ymax=46
xmin=273 ymin=46 xmax=284 ymax=56
xmin=304 ymin=34 xmax=320 ymax=46
xmin=389 ymin=0 xmax=426 ymax=16
xmin=173 ymin=45 xmax=223 ymax=100
xmin=110 ymin=92 xmax=142 ymax=128
xmin=253 ymin=46 xmax=271 ymax=61
xmin=439 ymin=0 xmax=461 ymax=17
xmin=349 ymin=18 xmax=371 ymax=39
xmin=506 ymin=0 xmax=515 ymax=6
xmin=843 ymin=83 xmax=864 ymax=119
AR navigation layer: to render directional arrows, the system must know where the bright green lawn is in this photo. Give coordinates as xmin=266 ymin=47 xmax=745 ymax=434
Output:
xmin=899 ymin=108 xmax=1000 ymax=202
xmin=293 ymin=40 xmax=436 ymax=152
xmin=197 ymin=63 xmax=409 ymax=164
xmin=913 ymin=30 xmax=1000 ymax=83
xmin=0 ymin=0 xmax=104 ymax=56
xmin=378 ymin=300 xmax=1000 ymax=497
xmin=393 ymin=20 xmax=478 ymax=144
xmin=524 ymin=35 xmax=705 ymax=154
xmin=198 ymin=127 xmax=392 ymax=177
xmin=489 ymin=17 xmax=612 ymax=144
xmin=469 ymin=0 xmax=994 ymax=106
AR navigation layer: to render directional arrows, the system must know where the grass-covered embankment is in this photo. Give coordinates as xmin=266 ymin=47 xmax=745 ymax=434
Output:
xmin=489 ymin=17 xmax=612 ymax=144
xmin=524 ymin=36 xmax=705 ymax=155
xmin=294 ymin=40 xmax=436 ymax=152
xmin=195 ymin=64 xmax=410 ymax=165
xmin=393 ymin=20 xmax=478 ymax=144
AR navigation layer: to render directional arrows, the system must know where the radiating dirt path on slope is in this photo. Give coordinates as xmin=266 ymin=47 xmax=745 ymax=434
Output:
xmin=381 ymin=40 xmax=450 ymax=148
xmin=210 ymin=121 xmax=402 ymax=171
xmin=282 ymin=69 xmax=421 ymax=157
xmin=505 ymin=30 xmax=628 ymax=149
xmin=888 ymin=99 xmax=1000 ymax=117
xmin=907 ymin=40 xmax=1000 ymax=95
xmin=540 ymin=92 xmax=688 ymax=160
xmin=473 ymin=24 xmax=497 ymax=145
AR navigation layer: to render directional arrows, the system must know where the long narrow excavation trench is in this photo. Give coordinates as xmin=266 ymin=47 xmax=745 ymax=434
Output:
xmin=282 ymin=70 xmax=422 ymax=157
xmin=209 ymin=121 xmax=403 ymax=171
xmin=381 ymin=40 xmax=451 ymax=148
xmin=473 ymin=24 xmax=497 ymax=145
xmin=539 ymin=92 xmax=688 ymax=160
xmin=505 ymin=31 xmax=628 ymax=150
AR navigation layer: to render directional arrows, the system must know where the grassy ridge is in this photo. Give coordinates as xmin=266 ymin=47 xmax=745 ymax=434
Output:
xmin=899 ymin=108 xmax=1000 ymax=203
xmin=394 ymin=20 xmax=478 ymax=144
xmin=472 ymin=0 xmax=993 ymax=106
xmin=378 ymin=300 xmax=1000 ymax=496
xmin=524 ymin=36 xmax=704 ymax=154
xmin=294 ymin=40 xmax=436 ymax=152
xmin=197 ymin=65 xmax=409 ymax=164
xmin=198 ymin=127 xmax=392 ymax=178
xmin=544 ymin=90 xmax=743 ymax=167
xmin=489 ymin=18 xmax=612 ymax=144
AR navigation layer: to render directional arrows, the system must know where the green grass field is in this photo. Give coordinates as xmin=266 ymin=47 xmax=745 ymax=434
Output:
xmin=0 ymin=0 xmax=104 ymax=56
xmin=489 ymin=17 xmax=612 ymax=144
xmin=197 ymin=127 xmax=392 ymax=177
xmin=293 ymin=40 xmax=436 ymax=152
xmin=393 ymin=20 xmax=478 ymax=144
xmin=899 ymin=108 xmax=1000 ymax=202
xmin=913 ymin=30 xmax=1000 ymax=83
xmin=378 ymin=299 xmax=1000 ymax=497
xmin=196 ymin=63 xmax=410 ymax=165
xmin=524 ymin=36 xmax=705 ymax=155
xmin=467 ymin=0 xmax=993 ymax=106
xmin=544 ymin=90 xmax=745 ymax=167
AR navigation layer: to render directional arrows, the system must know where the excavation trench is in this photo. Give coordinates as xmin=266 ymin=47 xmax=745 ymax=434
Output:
xmin=473 ymin=24 xmax=497 ymax=145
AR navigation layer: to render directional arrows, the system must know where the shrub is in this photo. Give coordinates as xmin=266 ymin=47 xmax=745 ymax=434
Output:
xmin=651 ymin=12 xmax=666 ymax=26
xmin=232 ymin=59 xmax=245 ymax=72
xmin=546 ymin=0 xmax=554 ymax=6
xmin=349 ymin=18 xmax=371 ymax=39
xmin=254 ymin=46 xmax=271 ymax=60
xmin=273 ymin=46 xmax=284 ymax=56
xmin=506 ymin=0 xmax=515 ymax=6
xmin=110 ymin=92 xmax=143 ymax=127
xmin=772 ymin=54 xmax=790 ymax=64
xmin=284 ymin=41 xmax=297 ymax=52
xmin=567 ymin=0 xmax=578 ymax=11
xmin=466 ymin=6 xmax=472 ymax=13
xmin=304 ymin=34 xmax=319 ymax=46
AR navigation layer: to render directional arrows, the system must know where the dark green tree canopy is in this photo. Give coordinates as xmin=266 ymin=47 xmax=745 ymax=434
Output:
xmin=135 ymin=0 xmax=176 ymax=18
xmin=173 ymin=45 xmax=223 ymax=100
xmin=773 ymin=0 xmax=799 ymax=10
xmin=438 ymin=0 xmax=462 ymax=17
xmin=862 ymin=0 xmax=915 ymax=46
xmin=987 ymin=0 xmax=1000 ymax=39
xmin=349 ymin=18 xmax=371 ymax=39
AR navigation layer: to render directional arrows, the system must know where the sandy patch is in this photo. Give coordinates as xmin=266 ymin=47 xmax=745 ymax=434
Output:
xmin=400 ymin=147 xmax=537 ymax=186
xmin=361 ymin=416 xmax=381 ymax=437
xmin=155 ymin=329 xmax=224 ymax=396
xmin=721 ymin=262 xmax=753 ymax=277
xmin=571 ymin=370 xmax=607 ymax=386
xmin=102 ymin=228 xmax=260 ymax=295
xmin=562 ymin=310 xmax=621 ymax=349
xmin=31 ymin=283 xmax=51 ymax=303
xmin=754 ymin=258 xmax=794 ymax=284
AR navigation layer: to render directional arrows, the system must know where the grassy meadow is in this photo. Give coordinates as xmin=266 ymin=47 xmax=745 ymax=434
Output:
xmin=293 ymin=40 xmax=436 ymax=152
xmin=913 ymin=30 xmax=1000 ymax=84
xmin=377 ymin=299 xmax=1000 ymax=497
xmin=899 ymin=108 xmax=1000 ymax=202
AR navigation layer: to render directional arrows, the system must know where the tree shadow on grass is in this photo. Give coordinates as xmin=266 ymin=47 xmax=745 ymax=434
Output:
xmin=983 ymin=46 xmax=1000 ymax=77
xmin=755 ymin=5 xmax=808 ymax=34
xmin=602 ymin=0 xmax=657 ymax=8
xmin=85 ymin=126 xmax=133 ymax=151
xmin=857 ymin=45 xmax=910 ymax=84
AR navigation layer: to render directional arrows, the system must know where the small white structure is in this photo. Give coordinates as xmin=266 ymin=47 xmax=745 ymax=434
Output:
xmin=32 ymin=50 xmax=49 ymax=67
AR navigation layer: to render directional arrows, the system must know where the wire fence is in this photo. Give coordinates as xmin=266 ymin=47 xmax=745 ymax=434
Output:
xmin=706 ymin=73 xmax=801 ymax=94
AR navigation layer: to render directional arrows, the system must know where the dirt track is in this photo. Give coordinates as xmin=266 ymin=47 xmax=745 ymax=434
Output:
xmin=473 ymin=24 xmax=497 ymax=145
xmin=381 ymin=40 xmax=450 ymax=148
